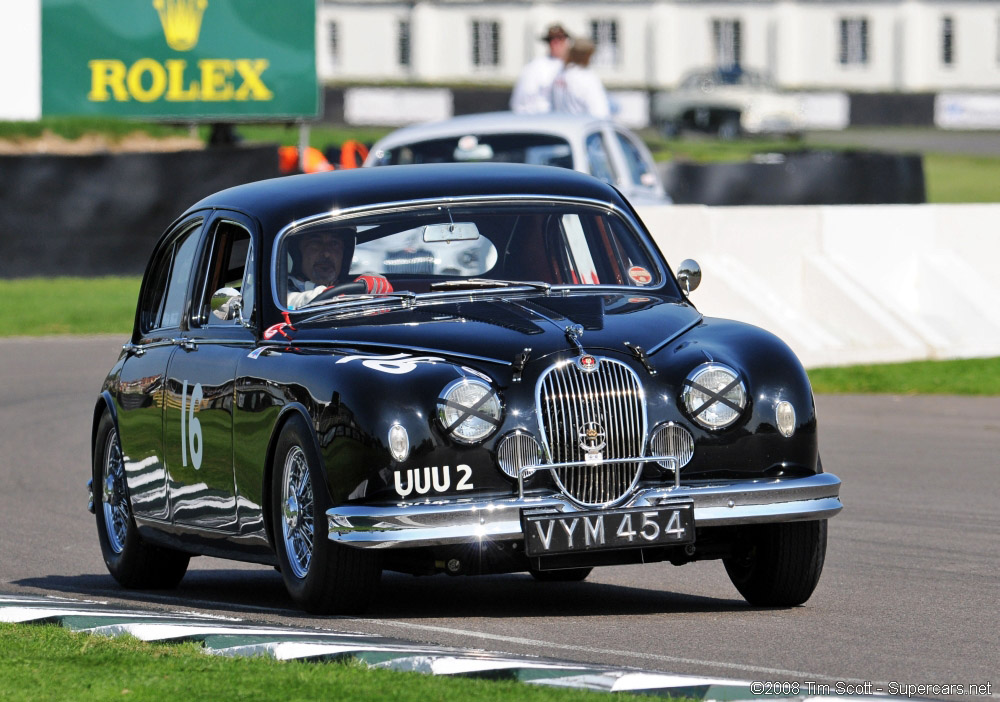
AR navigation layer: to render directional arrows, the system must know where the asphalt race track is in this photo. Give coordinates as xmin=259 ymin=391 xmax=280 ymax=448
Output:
xmin=1 ymin=336 xmax=997 ymax=695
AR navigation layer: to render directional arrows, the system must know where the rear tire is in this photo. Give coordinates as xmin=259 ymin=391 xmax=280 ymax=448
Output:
xmin=724 ymin=520 xmax=827 ymax=607
xmin=271 ymin=415 xmax=381 ymax=614
xmin=94 ymin=410 xmax=189 ymax=589
xmin=529 ymin=567 xmax=593 ymax=583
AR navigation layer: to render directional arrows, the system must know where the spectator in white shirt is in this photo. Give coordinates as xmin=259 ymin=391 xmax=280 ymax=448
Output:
xmin=551 ymin=39 xmax=611 ymax=119
xmin=510 ymin=24 xmax=571 ymax=114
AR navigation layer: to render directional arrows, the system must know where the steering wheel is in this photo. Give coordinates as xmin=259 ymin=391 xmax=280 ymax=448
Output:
xmin=308 ymin=280 xmax=368 ymax=303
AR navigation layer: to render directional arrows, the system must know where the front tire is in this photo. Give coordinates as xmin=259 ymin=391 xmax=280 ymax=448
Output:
xmin=93 ymin=410 xmax=189 ymax=589
xmin=271 ymin=416 xmax=381 ymax=614
xmin=724 ymin=520 xmax=827 ymax=607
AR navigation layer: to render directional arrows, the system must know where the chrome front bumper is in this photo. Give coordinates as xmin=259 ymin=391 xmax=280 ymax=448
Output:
xmin=327 ymin=472 xmax=842 ymax=549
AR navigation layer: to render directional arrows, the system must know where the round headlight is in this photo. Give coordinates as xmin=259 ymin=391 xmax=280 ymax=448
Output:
xmin=437 ymin=377 xmax=502 ymax=443
xmin=681 ymin=363 xmax=747 ymax=429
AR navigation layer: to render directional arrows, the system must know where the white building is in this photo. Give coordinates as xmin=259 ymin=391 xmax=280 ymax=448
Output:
xmin=316 ymin=0 xmax=1000 ymax=92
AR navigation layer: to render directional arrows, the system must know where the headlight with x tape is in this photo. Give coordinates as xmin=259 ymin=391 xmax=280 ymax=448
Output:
xmin=437 ymin=377 xmax=502 ymax=443
xmin=681 ymin=362 xmax=747 ymax=429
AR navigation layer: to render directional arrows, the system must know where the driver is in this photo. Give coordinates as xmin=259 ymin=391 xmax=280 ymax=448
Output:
xmin=287 ymin=228 xmax=392 ymax=308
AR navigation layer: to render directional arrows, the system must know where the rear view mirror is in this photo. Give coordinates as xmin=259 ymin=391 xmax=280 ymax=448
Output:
xmin=422 ymin=222 xmax=480 ymax=243
xmin=675 ymin=259 xmax=702 ymax=295
xmin=211 ymin=287 xmax=243 ymax=321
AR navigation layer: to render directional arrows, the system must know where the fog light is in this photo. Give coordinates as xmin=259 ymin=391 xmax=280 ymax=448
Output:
xmin=388 ymin=423 xmax=410 ymax=462
xmin=776 ymin=401 xmax=796 ymax=437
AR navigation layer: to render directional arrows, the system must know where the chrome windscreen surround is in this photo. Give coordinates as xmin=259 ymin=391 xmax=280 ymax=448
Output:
xmin=535 ymin=356 xmax=647 ymax=507
xmin=495 ymin=430 xmax=543 ymax=479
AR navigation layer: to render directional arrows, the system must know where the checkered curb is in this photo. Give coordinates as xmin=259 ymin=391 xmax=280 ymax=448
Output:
xmin=1 ymin=594 xmax=887 ymax=700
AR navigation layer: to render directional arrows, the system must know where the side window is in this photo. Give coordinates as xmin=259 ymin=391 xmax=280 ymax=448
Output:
xmin=192 ymin=220 xmax=254 ymax=328
xmin=585 ymin=132 xmax=616 ymax=185
xmin=139 ymin=221 xmax=202 ymax=334
xmin=615 ymin=131 xmax=657 ymax=188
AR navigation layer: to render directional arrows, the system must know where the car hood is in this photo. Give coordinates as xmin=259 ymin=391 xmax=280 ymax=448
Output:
xmin=285 ymin=292 xmax=702 ymax=365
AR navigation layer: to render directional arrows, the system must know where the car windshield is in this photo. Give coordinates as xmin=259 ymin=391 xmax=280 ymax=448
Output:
xmin=276 ymin=201 xmax=669 ymax=310
xmin=371 ymin=133 xmax=573 ymax=170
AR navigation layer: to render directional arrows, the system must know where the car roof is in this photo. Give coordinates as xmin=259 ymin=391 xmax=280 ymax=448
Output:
xmin=370 ymin=111 xmax=614 ymax=151
xmin=184 ymin=162 xmax=631 ymax=233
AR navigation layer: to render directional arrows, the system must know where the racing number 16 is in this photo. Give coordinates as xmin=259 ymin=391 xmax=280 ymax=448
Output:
xmin=180 ymin=380 xmax=203 ymax=470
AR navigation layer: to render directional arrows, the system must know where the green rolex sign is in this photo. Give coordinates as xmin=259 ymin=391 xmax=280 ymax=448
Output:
xmin=42 ymin=0 xmax=317 ymax=118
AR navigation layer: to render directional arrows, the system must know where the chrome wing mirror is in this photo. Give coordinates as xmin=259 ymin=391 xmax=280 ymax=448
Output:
xmin=211 ymin=287 xmax=250 ymax=327
xmin=675 ymin=259 xmax=702 ymax=295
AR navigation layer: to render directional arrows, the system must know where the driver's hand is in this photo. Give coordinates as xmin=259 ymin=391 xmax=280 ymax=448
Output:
xmin=287 ymin=285 xmax=328 ymax=309
xmin=354 ymin=274 xmax=393 ymax=294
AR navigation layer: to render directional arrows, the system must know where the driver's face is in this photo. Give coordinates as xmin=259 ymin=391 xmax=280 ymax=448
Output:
xmin=299 ymin=233 xmax=346 ymax=287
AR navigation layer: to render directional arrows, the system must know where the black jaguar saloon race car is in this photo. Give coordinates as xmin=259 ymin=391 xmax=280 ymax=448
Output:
xmin=90 ymin=163 xmax=841 ymax=613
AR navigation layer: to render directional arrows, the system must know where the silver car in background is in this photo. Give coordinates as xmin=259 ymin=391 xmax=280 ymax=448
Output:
xmin=365 ymin=112 xmax=671 ymax=206
xmin=653 ymin=68 xmax=805 ymax=139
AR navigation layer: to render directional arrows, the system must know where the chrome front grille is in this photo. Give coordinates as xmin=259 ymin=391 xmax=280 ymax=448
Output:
xmin=535 ymin=357 xmax=646 ymax=506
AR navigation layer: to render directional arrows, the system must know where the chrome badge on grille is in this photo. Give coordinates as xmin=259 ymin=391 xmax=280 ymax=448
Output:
xmin=578 ymin=355 xmax=598 ymax=372
xmin=578 ymin=421 xmax=606 ymax=463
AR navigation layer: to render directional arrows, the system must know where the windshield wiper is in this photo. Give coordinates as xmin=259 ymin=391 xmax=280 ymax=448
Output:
xmin=428 ymin=279 xmax=551 ymax=292
xmin=297 ymin=291 xmax=416 ymax=311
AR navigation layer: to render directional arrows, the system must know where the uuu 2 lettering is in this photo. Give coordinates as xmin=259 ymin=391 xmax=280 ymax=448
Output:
xmin=180 ymin=380 xmax=203 ymax=470
xmin=395 ymin=465 xmax=474 ymax=498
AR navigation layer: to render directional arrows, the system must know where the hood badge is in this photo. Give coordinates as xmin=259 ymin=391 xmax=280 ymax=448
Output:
xmin=564 ymin=324 xmax=585 ymax=354
xmin=578 ymin=355 xmax=598 ymax=372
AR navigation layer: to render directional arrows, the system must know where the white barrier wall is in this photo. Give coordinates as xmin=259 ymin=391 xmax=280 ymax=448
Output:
xmin=0 ymin=0 xmax=41 ymax=121
xmin=637 ymin=204 xmax=1000 ymax=369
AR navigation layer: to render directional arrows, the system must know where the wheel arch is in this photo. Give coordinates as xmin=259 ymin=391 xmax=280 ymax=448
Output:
xmin=92 ymin=392 xmax=119 ymax=470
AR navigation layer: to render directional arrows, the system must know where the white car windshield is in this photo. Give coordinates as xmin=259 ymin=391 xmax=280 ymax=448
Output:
xmin=371 ymin=133 xmax=573 ymax=170
xmin=276 ymin=201 xmax=666 ymax=310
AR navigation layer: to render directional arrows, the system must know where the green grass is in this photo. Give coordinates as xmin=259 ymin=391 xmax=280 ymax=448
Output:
xmin=234 ymin=123 xmax=392 ymax=148
xmin=0 ymin=116 xmax=193 ymax=141
xmin=808 ymin=356 xmax=1000 ymax=395
xmin=922 ymin=152 xmax=1000 ymax=203
xmin=0 ymin=116 xmax=391 ymax=149
xmin=642 ymin=133 xmax=806 ymax=164
xmin=0 ymin=276 xmax=139 ymax=336
xmin=0 ymin=622 xmax=656 ymax=702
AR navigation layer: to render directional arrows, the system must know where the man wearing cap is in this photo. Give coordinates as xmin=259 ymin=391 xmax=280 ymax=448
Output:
xmin=287 ymin=228 xmax=392 ymax=308
xmin=510 ymin=24 xmax=571 ymax=114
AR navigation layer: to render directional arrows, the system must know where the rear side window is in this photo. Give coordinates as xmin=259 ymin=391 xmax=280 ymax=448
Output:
xmin=139 ymin=221 xmax=202 ymax=334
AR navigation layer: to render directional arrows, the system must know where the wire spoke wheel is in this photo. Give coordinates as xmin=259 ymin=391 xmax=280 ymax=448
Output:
xmin=102 ymin=428 xmax=130 ymax=554
xmin=281 ymin=446 xmax=315 ymax=579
